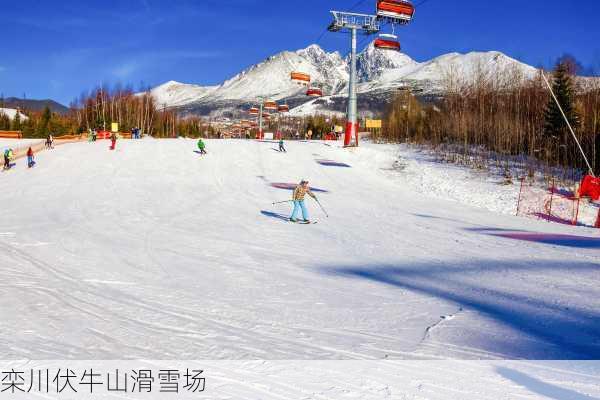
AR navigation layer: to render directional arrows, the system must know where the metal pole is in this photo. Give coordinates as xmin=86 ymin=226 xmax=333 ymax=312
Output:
xmin=345 ymin=27 xmax=358 ymax=147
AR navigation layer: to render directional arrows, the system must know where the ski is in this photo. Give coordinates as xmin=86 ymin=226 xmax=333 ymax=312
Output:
xmin=289 ymin=219 xmax=318 ymax=224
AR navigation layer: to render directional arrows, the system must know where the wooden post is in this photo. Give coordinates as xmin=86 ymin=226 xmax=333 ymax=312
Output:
xmin=547 ymin=178 xmax=555 ymax=222
xmin=516 ymin=177 xmax=525 ymax=216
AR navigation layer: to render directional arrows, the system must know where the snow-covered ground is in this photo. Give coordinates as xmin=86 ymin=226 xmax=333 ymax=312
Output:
xmin=0 ymin=138 xmax=42 ymax=149
xmin=1 ymin=139 xmax=599 ymax=398
xmin=0 ymin=107 xmax=28 ymax=121
xmin=373 ymin=143 xmax=598 ymax=225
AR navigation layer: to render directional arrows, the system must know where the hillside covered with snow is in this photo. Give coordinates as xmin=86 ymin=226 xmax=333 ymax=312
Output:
xmin=0 ymin=107 xmax=28 ymax=121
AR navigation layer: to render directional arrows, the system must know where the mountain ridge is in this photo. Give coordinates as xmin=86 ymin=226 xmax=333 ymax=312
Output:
xmin=0 ymin=97 xmax=69 ymax=115
xmin=147 ymin=43 xmax=541 ymax=118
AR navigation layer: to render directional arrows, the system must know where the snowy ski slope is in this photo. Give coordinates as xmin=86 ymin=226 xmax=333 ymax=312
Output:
xmin=0 ymin=139 xmax=599 ymax=398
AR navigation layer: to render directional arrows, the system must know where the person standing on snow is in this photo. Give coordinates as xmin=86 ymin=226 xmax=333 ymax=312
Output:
xmin=26 ymin=147 xmax=35 ymax=168
xmin=3 ymin=148 xmax=12 ymax=170
xmin=290 ymin=180 xmax=317 ymax=223
xmin=110 ymin=132 xmax=117 ymax=150
xmin=197 ymin=138 xmax=207 ymax=155
xmin=278 ymin=138 xmax=287 ymax=153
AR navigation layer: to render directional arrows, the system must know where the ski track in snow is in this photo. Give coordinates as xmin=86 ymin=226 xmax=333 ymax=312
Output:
xmin=0 ymin=138 xmax=599 ymax=398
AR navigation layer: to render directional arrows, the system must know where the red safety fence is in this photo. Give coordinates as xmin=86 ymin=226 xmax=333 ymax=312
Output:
xmin=516 ymin=177 xmax=600 ymax=227
xmin=0 ymin=131 xmax=23 ymax=139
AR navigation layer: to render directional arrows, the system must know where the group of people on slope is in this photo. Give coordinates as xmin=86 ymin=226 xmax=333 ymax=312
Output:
xmin=3 ymin=146 xmax=36 ymax=170
xmin=130 ymin=127 xmax=142 ymax=139
xmin=45 ymin=134 xmax=54 ymax=149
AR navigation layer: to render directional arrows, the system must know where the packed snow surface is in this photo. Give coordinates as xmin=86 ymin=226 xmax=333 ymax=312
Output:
xmin=1 ymin=139 xmax=599 ymax=359
xmin=1 ymin=139 xmax=599 ymax=398
xmin=0 ymin=138 xmax=43 ymax=153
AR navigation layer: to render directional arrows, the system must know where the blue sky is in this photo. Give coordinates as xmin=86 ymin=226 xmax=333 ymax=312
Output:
xmin=1 ymin=0 xmax=599 ymax=105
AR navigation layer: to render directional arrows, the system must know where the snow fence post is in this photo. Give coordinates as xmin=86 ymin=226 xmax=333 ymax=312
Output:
xmin=572 ymin=197 xmax=580 ymax=226
xmin=516 ymin=177 xmax=525 ymax=216
xmin=547 ymin=178 xmax=555 ymax=222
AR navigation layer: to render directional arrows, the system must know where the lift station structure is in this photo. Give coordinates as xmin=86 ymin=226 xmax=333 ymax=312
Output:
xmin=328 ymin=0 xmax=415 ymax=146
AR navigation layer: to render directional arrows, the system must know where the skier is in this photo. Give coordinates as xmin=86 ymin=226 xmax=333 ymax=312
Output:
xmin=197 ymin=138 xmax=207 ymax=155
xmin=92 ymin=129 xmax=97 ymax=142
xmin=3 ymin=148 xmax=12 ymax=170
xmin=278 ymin=138 xmax=287 ymax=153
xmin=26 ymin=147 xmax=35 ymax=168
xmin=109 ymin=132 xmax=117 ymax=150
xmin=290 ymin=179 xmax=317 ymax=223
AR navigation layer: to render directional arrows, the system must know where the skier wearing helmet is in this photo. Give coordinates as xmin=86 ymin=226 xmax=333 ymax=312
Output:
xmin=290 ymin=180 xmax=317 ymax=223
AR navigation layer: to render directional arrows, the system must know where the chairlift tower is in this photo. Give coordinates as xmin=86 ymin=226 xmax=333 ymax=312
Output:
xmin=328 ymin=11 xmax=380 ymax=147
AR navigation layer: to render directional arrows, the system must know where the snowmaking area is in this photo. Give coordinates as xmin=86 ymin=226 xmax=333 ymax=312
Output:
xmin=1 ymin=138 xmax=599 ymax=399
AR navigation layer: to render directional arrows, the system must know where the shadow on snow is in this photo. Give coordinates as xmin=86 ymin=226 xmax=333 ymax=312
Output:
xmin=466 ymin=227 xmax=600 ymax=249
xmin=496 ymin=367 xmax=599 ymax=400
xmin=319 ymin=259 xmax=600 ymax=359
xmin=260 ymin=210 xmax=289 ymax=222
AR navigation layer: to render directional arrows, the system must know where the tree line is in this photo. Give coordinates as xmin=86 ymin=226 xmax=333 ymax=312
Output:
xmin=0 ymin=85 xmax=203 ymax=139
xmin=380 ymin=57 xmax=600 ymax=182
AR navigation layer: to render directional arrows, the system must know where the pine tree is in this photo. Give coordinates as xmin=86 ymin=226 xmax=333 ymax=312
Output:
xmin=37 ymin=106 xmax=52 ymax=136
xmin=11 ymin=111 xmax=21 ymax=131
xmin=543 ymin=61 xmax=580 ymax=165
xmin=0 ymin=113 xmax=10 ymax=130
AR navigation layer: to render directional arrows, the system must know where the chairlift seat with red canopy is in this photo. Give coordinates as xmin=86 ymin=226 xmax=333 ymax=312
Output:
xmin=264 ymin=101 xmax=278 ymax=111
xmin=278 ymin=104 xmax=290 ymax=113
xmin=307 ymin=88 xmax=323 ymax=97
xmin=291 ymin=72 xmax=311 ymax=84
xmin=248 ymin=107 xmax=259 ymax=115
xmin=376 ymin=0 xmax=415 ymax=22
xmin=374 ymin=37 xmax=401 ymax=51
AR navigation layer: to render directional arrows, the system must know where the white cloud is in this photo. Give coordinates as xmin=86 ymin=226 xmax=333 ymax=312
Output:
xmin=112 ymin=62 xmax=141 ymax=79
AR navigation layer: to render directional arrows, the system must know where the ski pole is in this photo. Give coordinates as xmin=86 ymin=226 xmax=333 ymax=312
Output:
xmin=315 ymin=198 xmax=329 ymax=218
xmin=272 ymin=200 xmax=294 ymax=205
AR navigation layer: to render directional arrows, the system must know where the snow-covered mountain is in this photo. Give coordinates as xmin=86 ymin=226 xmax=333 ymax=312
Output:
xmin=0 ymin=107 xmax=29 ymax=121
xmin=150 ymin=81 xmax=218 ymax=108
xmin=147 ymin=43 xmax=540 ymax=117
